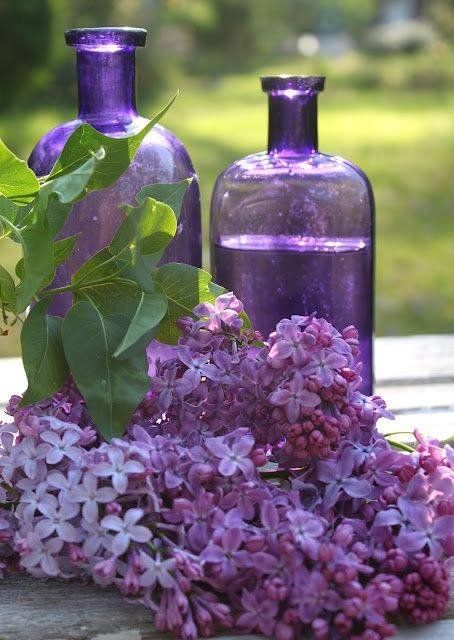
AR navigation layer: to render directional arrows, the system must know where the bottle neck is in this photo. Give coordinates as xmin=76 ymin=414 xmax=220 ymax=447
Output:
xmin=76 ymin=46 xmax=138 ymax=122
xmin=267 ymin=92 xmax=318 ymax=156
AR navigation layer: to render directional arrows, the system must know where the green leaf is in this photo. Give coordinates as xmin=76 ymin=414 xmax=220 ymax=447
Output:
xmin=135 ymin=179 xmax=192 ymax=220
xmin=48 ymin=96 xmax=177 ymax=194
xmin=30 ymin=150 xmax=105 ymax=240
xmin=0 ymin=139 xmax=40 ymax=204
xmin=153 ymin=263 xmax=226 ymax=344
xmin=121 ymin=255 xmax=156 ymax=294
xmin=20 ymin=300 xmax=69 ymax=405
xmin=0 ymin=196 xmax=30 ymax=240
xmin=71 ymin=247 xmax=126 ymax=286
xmin=14 ymin=220 xmax=54 ymax=313
xmin=75 ymin=278 xmax=141 ymax=318
xmin=53 ymin=235 xmax=79 ymax=267
xmin=45 ymin=198 xmax=72 ymax=238
xmin=62 ymin=300 xmax=149 ymax=440
xmin=111 ymin=197 xmax=177 ymax=257
xmin=43 ymin=148 xmax=105 ymax=204
xmin=0 ymin=197 xmax=54 ymax=312
xmin=114 ymin=291 xmax=168 ymax=358
xmin=0 ymin=265 xmax=15 ymax=308
xmin=16 ymin=234 xmax=78 ymax=284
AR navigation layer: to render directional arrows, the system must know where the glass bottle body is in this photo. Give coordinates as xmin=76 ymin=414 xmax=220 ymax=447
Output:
xmin=29 ymin=28 xmax=201 ymax=315
xmin=210 ymin=77 xmax=374 ymax=392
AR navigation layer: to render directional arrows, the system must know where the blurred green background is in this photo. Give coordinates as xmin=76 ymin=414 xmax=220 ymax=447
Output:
xmin=0 ymin=0 xmax=453 ymax=356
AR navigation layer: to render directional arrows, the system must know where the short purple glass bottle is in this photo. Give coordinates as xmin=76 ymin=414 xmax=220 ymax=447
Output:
xmin=210 ymin=76 xmax=374 ymax=393
xmin=29 ymin=27 xmax=201 ymax=315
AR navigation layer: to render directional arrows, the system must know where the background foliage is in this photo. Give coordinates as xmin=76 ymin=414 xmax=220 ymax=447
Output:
xmin=0 ymin=0 xmax=453 ymax=356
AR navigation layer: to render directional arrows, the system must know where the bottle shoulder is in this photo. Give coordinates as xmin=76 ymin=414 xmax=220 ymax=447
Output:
xmin=214 ymin=150 xmax=371 ymax=187
xmin=28 ymin=117 xmax=195 ymax=177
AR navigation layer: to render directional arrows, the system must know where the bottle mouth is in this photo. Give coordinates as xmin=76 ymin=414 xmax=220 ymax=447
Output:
xmin=65 ymin=27 xmax=147 ymax=51
xmin=261 ymin=75 xmax=325 ymax=95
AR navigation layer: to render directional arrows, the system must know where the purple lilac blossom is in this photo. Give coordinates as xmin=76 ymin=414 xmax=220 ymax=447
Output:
xmin=0 ymin=294 xmax=452 ymax=640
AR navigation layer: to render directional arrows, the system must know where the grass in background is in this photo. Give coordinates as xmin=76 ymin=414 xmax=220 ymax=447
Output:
xmin=1 ymin=59 xmax=453 ymax=357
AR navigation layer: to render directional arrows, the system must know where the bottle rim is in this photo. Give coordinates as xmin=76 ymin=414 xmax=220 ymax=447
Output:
xmin=65 ymin=27 xmax=147 ymax=49
xmin=261 ymin=75 xmax=325 ymax=94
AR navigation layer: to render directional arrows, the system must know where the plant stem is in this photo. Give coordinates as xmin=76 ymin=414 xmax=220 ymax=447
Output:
xmin=386 ymin=438 xmax=415 ymax=453
xmin=39 ymin=284 xmax=76 ymax=298
xmin=39 ymin=273 xmax=136 ymax=300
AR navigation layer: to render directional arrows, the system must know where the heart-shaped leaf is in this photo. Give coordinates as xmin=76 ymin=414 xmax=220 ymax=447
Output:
xmin=62 ymin=300 xmax=149 ymax=440
xmin=0 ymin=139 xmax=40 ymax=204
xmin=20 ymin=300 xmax=69 ymax=405
xmin=153 ymin=263 xmax=226 ymax=344
xmin=48 ymin=95 xmax=177 ymax=193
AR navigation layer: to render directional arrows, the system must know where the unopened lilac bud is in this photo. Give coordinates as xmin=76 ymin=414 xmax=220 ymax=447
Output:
xmin=181 ymin=616 xmax=197 ymax=640
xmin=420 ymin=455 xmax=437 ymax=474
xmin=68 ymin=544 xmax=85 ymax=563
xmin=250 ymin=447 xmax=267 ymax=466
xmin=106 ymin=501 xmax=122 ymax=515
xmin=123 ymin=565 xmax=140 ymax=595
xmin=194 ymin=463 xmax=214 ymax=482
xmin=311 ymin=617 xmax=329 ymax=640
xmin=398 ymin=464 xmax=415 ymax=483
xmin=275 ymin=621 xmax=294 ymax=640
xmin=244 ymin=534 xmax=265 ymax=552
xmin=175 ymin=589 xmax=189 ymax=612
xmin=194 ymin=603 xmax=212 ymax=627
xmin=93 ymin=556 xmax=116 ymax=579
xmin=333 ymin=523 xmax=353 ymax=547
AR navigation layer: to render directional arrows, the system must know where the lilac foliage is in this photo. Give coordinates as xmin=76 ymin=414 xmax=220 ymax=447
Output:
xmin=0 ymin=293 xmax=452 ymax=640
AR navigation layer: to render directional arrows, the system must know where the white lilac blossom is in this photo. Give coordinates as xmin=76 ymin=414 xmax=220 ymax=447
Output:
xmin=93 ymin=447 xmax=145 ymax=493
xmin=101 ymin=508 xmax=151 ymax=556
xmin=69 ymin=473 xmax=117 ymax=523
xmin=0 ymin=294 xmax=452 ymax=640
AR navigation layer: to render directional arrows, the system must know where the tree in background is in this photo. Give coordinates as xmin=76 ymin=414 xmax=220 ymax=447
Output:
xmin=425 ymin=0 xmax=454 ymax=41
xmin=154 ymin=0 xmax=292 ymax=74
xmin=0 ymin=0 xmax=452 ymax=114
xmin=0 ymin=0 xmax=53 ymax=110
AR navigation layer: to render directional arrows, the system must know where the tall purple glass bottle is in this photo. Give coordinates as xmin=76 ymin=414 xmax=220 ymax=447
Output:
xmin=29 ymin=27 xmax=201 ymax=315
xmin=210 ymin=76 xmax=374 ymax=393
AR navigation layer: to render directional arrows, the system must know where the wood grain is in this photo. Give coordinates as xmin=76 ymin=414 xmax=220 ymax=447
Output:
xmin=0 ymin=575 xmax=452 ymax=640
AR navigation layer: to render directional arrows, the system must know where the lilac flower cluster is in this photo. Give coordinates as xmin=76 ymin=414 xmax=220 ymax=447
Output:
xmin=0 ymin=293 xmax=452 ymax=640
xmin=144 ymin=294 xmax=390 ymax=468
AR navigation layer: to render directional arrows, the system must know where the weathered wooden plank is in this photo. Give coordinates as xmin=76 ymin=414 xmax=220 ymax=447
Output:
xmin=0 ymin=575 xmax=156 ymax=640
xmin=375 ymin=382 xmax=454 ymax=413
xmin=379 ymin=410 xmax=454 ymax=442
xmin=0 ymin=575 xmax=452 ymax=640
xmin=375 ymin=335 xmax=454 ymax=385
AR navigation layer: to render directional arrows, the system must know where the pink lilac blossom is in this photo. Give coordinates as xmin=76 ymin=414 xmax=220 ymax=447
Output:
xmin=0 ymin=293 xmax=452 ymax=640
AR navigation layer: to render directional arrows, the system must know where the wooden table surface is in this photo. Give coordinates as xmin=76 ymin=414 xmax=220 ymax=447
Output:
xmin=0 ymin=335 xmax=453 ymax=640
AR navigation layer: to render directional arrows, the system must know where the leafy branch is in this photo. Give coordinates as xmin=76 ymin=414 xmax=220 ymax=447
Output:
xmin=0 ymin=96 xmax=228 ymax=441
